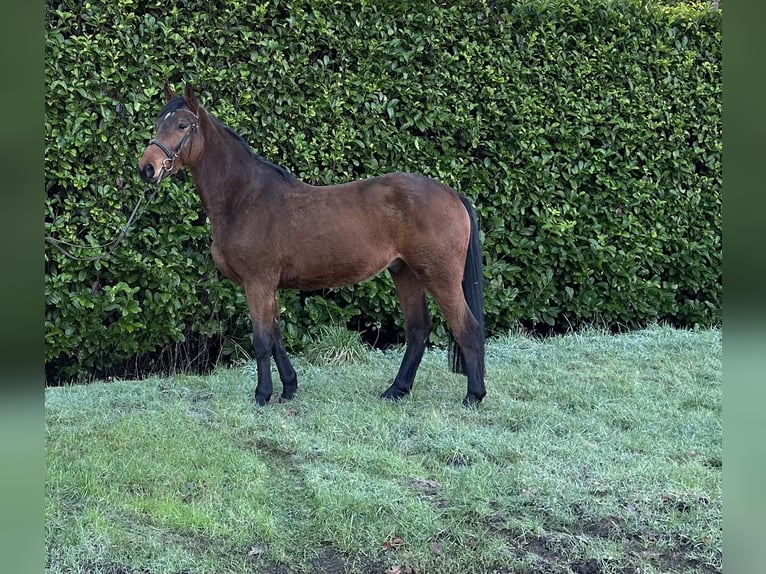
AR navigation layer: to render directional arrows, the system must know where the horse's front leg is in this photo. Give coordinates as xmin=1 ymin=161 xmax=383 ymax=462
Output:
xmin=251 ymin=322 xmax=274 ymax=406
xmin=272 ymin=311 xmax=298 ymax=400
xmin=247 ymin=286 xmax=279 ymax=406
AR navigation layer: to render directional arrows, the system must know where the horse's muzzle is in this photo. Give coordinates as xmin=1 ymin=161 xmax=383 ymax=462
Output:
xmin=138 ymin=163 xmax=157 ymax=183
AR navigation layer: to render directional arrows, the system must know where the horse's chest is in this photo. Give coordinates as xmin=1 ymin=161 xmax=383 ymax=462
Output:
xmin=210 ymin=241 xmax=242 ymax=284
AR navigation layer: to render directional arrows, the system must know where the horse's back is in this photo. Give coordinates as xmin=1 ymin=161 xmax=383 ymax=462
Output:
xmin=290 ymin=171 xmax=464 ymax=227
xmin=330 ymin=171 xmax=466 ymax=227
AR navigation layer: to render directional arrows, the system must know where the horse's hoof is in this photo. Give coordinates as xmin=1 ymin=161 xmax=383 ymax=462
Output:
xmin=280 ymin=389 xmax=297 ymax=401
xmin=462 ymin=393 xmax=484 ymax=408
xmin=380 ymin=385 xmax=410 ymax=401
xmin=254 ymin=393 xmax=271 ymax=406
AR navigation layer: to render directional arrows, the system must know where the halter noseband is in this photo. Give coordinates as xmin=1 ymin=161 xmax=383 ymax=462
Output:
xmin=149 ymin=110 xmax=199 ymax=174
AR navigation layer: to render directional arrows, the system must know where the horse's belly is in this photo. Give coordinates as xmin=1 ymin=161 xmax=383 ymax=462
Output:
xmin=279 ymin=250 xmax=396 ymax=290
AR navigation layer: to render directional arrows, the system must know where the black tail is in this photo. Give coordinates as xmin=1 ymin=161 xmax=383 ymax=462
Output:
xmin=449 ymin=195 xmax=485 ymax=376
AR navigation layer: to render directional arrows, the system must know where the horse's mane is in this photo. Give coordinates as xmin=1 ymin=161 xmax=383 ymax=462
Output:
xmin=221 ymin=125 xmax=295 ymax=183
xmin=157 ymin=96 xmax=294 ymax=183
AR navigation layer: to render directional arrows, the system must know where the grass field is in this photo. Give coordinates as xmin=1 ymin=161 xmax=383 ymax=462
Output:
xmin=45 ymin=326 xmax=721 ymax=574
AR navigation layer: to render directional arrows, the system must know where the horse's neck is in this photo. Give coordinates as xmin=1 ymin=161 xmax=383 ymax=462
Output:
xmin=190 ymin=119 xmax=267 ymax=229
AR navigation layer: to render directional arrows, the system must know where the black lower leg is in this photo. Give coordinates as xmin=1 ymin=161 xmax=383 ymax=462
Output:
xmin=444 ymin=313 xmax=486 ymax=407
xmin=252 ymin=328 xmax=274 ymax=406
xmin=462 ymin=366 xmax=486 ymax=406
xmin=273 ymin=336 xmax=297 ymax=400
xmin=381 ymin=323 xmax=431 ymax=401
xmin=459 ymin=331 xmax=486 ymax=407
xmin=382 ymin=265 xmax=432 ymax=401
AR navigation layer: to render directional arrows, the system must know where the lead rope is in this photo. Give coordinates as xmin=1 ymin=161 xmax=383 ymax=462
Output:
xmin=47 ymin=113 xmax=197 ymax=262
xmin=44 ymin=178 xmax=164 ymax=263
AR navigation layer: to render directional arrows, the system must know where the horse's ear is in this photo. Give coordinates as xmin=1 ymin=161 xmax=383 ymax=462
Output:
xmin=163 ymin=83 xmax=176 ymax=102
xmin=183 ymin=83 xmax=199 ymax=114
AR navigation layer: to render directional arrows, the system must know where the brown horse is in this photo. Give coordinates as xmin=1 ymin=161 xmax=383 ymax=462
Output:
xmin=138 ymin=84 xmax=485 ymax=406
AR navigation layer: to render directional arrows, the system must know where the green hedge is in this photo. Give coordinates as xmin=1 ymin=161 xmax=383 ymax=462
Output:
xmin=45 ymin=0 xmax=721 ymax=381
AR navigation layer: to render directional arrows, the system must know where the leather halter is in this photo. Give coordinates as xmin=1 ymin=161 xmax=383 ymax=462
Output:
xmin=149 ymin=110 xmax=199 ymax=173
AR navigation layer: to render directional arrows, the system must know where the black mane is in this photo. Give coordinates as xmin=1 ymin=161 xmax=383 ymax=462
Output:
xmin=222 ymin=126 xmax=295 ymax=183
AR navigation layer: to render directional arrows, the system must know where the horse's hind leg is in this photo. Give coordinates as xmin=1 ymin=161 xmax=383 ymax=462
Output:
xmin=381 ymin=263 xmax=432 ymax=401
xmin=428 ymin=282 xmax=486 ymax=406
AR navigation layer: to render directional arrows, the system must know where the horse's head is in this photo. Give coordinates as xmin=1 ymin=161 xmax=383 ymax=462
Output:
xmin=138 ymin=83 xmax=204 ymax=184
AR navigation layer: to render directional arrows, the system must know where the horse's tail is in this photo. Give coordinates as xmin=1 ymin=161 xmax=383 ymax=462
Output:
xmin=449 ymin=195 xmax=485 ymax=376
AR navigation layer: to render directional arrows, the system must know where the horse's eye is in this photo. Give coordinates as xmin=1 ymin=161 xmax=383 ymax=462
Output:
xmin=178 ymin=122 xmax=188 ymax=130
